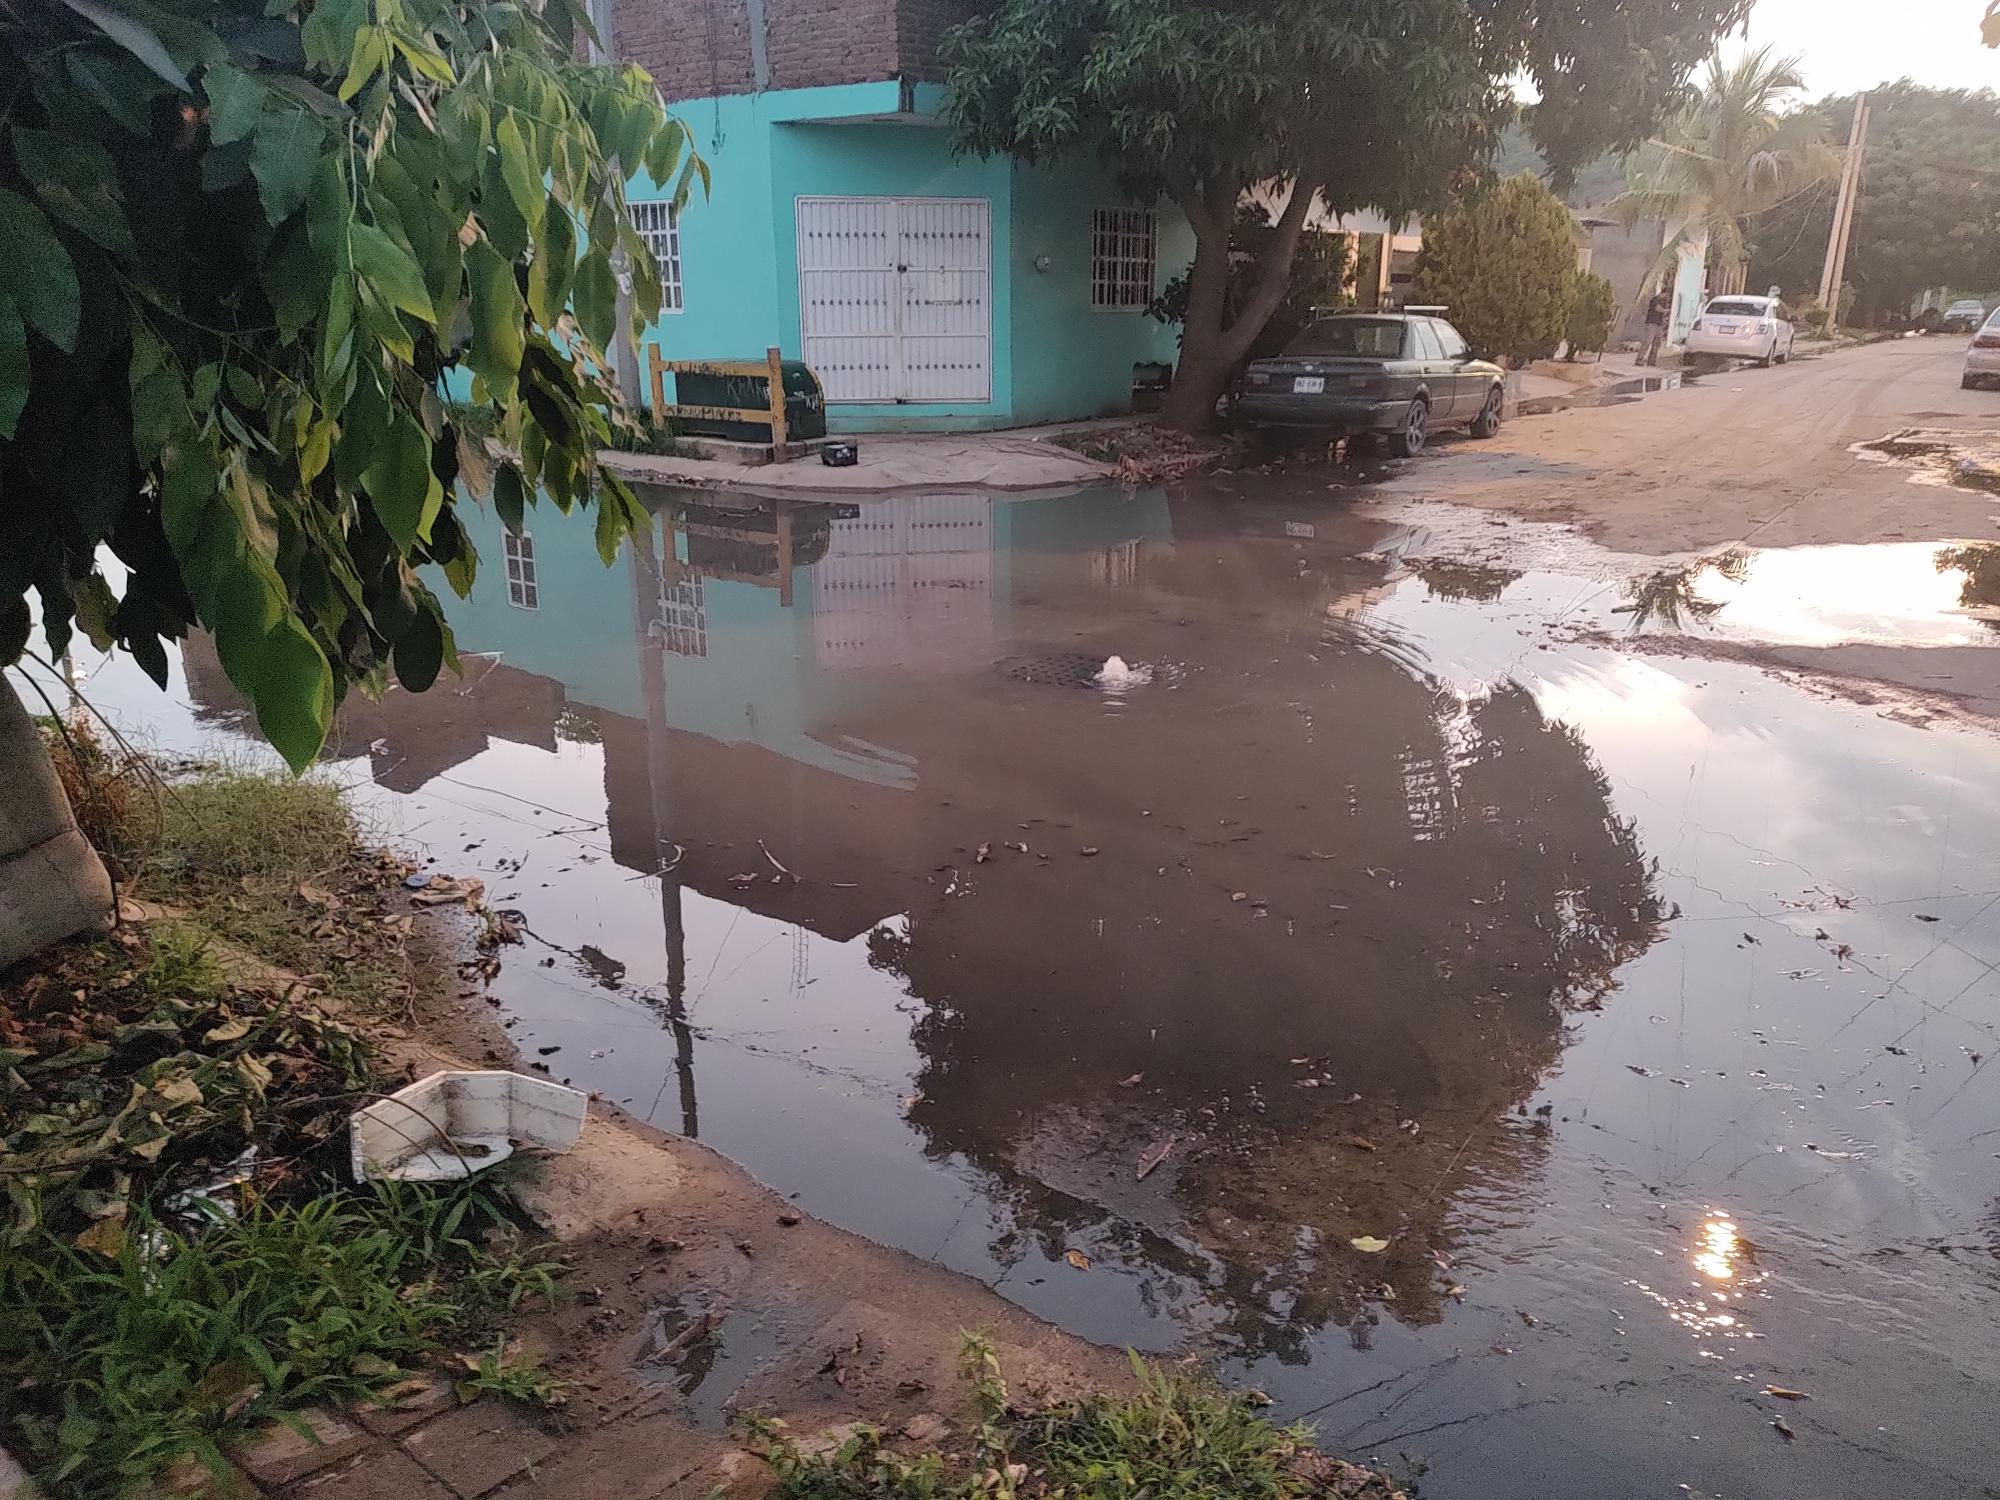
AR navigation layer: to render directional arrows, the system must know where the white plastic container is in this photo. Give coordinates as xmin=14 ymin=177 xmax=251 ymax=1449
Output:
xmin=349 ymin=1070 xmax=587 ymax=1182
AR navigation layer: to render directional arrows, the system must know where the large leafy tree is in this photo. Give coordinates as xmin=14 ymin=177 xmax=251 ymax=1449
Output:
xmin=1607 ymin=46 xmax=1839 ymax=296
xmin=1 ymin=0 xmax=700 ymax=773
xmin=1749 ymin=84 xmax=2000 ymax=322
xmin=1410 ymin=173 xmax=1580 ymax=364
xmin=941 ymin=0 xmax=1752 ymax=431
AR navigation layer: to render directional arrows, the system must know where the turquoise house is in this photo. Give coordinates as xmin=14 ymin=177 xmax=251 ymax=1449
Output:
xmin=607 ymin=0 xmax=1191 ymax=433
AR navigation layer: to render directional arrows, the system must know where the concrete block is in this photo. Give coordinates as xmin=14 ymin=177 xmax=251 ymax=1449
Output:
xmin=402 ymin=1403 xmax=557 ymax=1499
xmin=228 ymin=1409 xmax=374 ymax=1490
xmin=285 ymin=1448 xmax=454 ymax=1500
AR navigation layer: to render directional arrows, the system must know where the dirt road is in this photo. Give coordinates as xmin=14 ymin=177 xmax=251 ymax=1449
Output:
xmin=1380 ymin=338 xmax=1999 ymax=553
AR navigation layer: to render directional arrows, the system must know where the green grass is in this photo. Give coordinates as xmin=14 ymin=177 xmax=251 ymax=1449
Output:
xmin=0 ymin=1179 xmax=558 ymax=1499
xmin=756 ymin=1340 xmax=1400 ymax=1500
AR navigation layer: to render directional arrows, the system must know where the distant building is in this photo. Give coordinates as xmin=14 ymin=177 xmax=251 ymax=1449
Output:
xmin=608 ymin=0 xmax=1190 ymax=431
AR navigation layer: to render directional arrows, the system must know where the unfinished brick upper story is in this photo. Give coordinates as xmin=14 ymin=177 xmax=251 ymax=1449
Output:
xmin=613 ymin=0 xmax=983 ymax=103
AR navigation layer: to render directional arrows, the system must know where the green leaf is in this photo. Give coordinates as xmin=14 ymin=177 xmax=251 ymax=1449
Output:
xmin=571 ymin=248 xmax=615 ymax=352
xmin=61 ymin=0 xmax=190 ymax=90
xmin=248 ymin=615 xmax=333 ymax=772
xmin=393 ymin=605 xmax=445 ymax=692
xmin=338 ymin=25 xmax=390 ymax=103
xmin=0 ymin=301 xmax=27 ymax=440
xmin=360 ymin=413 xmax=442 ymax=550
xmin=11 ymin=131 xmax=134 ymax=256
xmin=494 ymin=112 xmax=546 ymax=240
xmin=203 ymin=61 xmax=267 ymax=146
xmin=262 ymin=222 xmax=323 ymax=339
xmin=250 ymin=108 xmax=324 ymax=226
xmin=0 ymin=190 xmax=81 ymax=352
xmin=493 ymin=463 xmax=526 ymax=534
xmin=465 ymin=239 xmax=526 ymax=401
xmin=525 ymin=202 xmax=575 ymax=326
xmin=350 ymin=221 xmax=436 ymax=322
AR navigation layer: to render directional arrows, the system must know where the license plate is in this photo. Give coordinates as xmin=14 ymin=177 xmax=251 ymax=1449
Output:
xmin=1292 ymin=376 xmax=1325 ymax=394
xmin=1713 ymin=322 xmax=1738 ymax=334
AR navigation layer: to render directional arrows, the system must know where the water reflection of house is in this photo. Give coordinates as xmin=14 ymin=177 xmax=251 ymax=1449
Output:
xmin=813 ymin=496 xmax=996 ymax=670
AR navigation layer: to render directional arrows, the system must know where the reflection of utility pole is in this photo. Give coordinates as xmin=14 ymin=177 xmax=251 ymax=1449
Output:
xmin=1818 ymin=94 xmax=1869 ymax=331
xmin=629 ymin=514 xmax=699 ymax=1137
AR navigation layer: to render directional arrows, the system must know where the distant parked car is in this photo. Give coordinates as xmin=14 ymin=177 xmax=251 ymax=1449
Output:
xmin=1963 ymin=307 xmax=2000 ymax=389
xmin=1237 ymin=312 xmax=1506 ymax=457
xmin=1942 ymin=299 xmax=1989 ymax=334
xmin=1684 ymin=295 xmax=1795 ymax=366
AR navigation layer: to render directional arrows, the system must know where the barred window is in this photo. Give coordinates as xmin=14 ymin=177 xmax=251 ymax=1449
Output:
xmin=503 ymin=532 xmax=539 ymax=610
xmin=1090 ymin=207 xmax=1156 ymax=310
xmin=657 ymin=572 xmax=707 ymax=657
xmin=630 ymin=200 xmax=683 ymax=312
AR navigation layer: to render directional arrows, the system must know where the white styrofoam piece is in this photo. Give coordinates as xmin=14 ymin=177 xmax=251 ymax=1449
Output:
xmin=349 ymin=1070 xmax=587 ymax=1182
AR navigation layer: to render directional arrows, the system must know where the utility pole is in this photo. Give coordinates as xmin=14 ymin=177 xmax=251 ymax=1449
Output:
xmin=586 ymin=0 xmax=645 ymax=411
xmin=1818 ymin=94 xmax=1869 ymax=330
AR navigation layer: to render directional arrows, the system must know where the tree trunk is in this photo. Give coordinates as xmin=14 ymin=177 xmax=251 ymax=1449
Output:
xmin=1162 ymin=178 xmax=1321 ymax=434
xmin=0 ymin=676 xmax=114 ymax=968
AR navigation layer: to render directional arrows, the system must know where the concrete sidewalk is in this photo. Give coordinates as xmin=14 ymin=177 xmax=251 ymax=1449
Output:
xmin=605 ymin=429 xmax=1113 ymax=498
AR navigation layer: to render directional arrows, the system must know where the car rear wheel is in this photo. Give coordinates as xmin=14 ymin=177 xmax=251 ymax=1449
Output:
xmin=1388 ymin=397 xmax=1429 ymax=457
xmin=1469 ymin=384 xmax=1503 ymax=438
xmin=1758 ymin=340 xmax=1778 ymax=367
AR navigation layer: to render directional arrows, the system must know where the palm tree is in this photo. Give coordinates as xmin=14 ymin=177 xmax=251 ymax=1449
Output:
xmin=1610 ymin=47 xmax=1842 ymax=295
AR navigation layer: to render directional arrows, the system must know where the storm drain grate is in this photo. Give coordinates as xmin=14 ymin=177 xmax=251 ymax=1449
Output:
xmin=997 ymin=651 xmax=1111 ymax=688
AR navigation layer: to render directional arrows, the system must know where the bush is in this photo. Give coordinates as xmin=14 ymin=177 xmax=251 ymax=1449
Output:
xmin=1565 ymin=271 xmax=1617 ymax=358
xmin=1796 ymin=299 xmax=1832 ymax=335
xmin=1410 ymin=173 xmax=1579 ymax=364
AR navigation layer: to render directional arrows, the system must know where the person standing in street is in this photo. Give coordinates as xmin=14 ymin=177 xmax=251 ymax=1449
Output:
xmin=1641 ymin=285 xmax=1672 ymax=366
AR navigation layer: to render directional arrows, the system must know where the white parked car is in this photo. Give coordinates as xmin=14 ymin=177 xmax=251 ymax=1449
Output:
xmin=1684 ymin=295 xmax=1796 ymax=366
xmin=1964 ymin=306 xmax=2000 ymax=389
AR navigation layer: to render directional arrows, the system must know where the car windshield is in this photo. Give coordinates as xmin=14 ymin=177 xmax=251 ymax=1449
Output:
xmin=1284 ymin=318 xmax=1407 ymax=358
xmin=1704 ymin=299 xmax=1769 ymax=317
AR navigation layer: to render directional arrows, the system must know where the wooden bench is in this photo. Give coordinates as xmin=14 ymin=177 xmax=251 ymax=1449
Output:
xmin=646 ymin=345 xmax=791 ymax=457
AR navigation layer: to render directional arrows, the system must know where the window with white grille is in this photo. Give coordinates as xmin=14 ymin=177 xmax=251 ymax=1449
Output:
xmin=631 ymin=200 xmax=683 ymax=312
xmin=503 ymin=532 xmax=539 ymax=610
xmin=1091 ymin=207 xmax=1156 ymax=310
xmin=657 ymin=573 xmax=707 ymax=657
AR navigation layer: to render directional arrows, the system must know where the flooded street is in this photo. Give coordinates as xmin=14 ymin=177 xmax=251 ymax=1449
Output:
xmin=52 ymin=479 xmax=2000 ymax=1499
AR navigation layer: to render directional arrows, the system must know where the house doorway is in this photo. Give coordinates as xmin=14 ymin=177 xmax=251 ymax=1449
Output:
xmin=796 ymin=196 xmax=992 ymax=404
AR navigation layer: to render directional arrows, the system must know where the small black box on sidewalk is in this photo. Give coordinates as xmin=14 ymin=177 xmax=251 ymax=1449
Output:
xmin=821 ymin=440 xmax=859 ymax=467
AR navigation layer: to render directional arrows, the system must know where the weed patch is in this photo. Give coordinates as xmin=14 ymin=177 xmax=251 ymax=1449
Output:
xmin=0 ymin=1178 xmax=557 ymax=1498
xmin=756 ymin=1340 xmax=1404 ymax=1499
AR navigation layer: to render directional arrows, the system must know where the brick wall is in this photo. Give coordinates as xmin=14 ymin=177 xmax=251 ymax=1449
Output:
xmin=612 ymin=0 xmax=983 ymax=100
xmin=764 ymin=0 xmax=901 ymax=89
xmin=896 ymin=0 xmax=982 ymax=81
xmin=615 ymin=0 xmax=755 ymax=102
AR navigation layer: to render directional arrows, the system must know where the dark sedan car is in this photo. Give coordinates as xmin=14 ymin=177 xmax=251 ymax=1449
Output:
xmin=1237 ymin=312 xmax=1506 ymax=456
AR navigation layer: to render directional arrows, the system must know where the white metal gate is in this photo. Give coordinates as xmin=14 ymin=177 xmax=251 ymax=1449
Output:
xmin=796 ymin=197 xmax=991 ymax=404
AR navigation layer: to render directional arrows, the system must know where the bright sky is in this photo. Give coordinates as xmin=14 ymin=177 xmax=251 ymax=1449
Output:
xmin=1743 ymin=0 xmax=1999 ymax=96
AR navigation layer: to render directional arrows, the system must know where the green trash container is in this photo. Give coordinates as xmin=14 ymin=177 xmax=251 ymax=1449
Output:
xmin=674 ymin=361 xmax=827 ymax=443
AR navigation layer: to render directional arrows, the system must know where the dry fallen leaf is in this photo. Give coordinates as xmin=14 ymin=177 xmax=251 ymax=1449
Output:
xmin=1763 ymin=1386 xmax=1811 ymax=1401
xmin=1064 ymin=1249 xmax=1092 ymax=1271
xmin=1771 ymin=1415 xmax=1795 ymax=1442
xmin=1340 ymin=1135 xmax=1378 ymax=1152
xmin=1118 ymin=1072 xmax=1145 ymax=1088
xmin=1349 ymin=1235 xmax=1391 ymax=1253
xmin=297 ymin=882 xmax=341 ymax=909
xmin=975 ymin=842 xmax=992 ymax=863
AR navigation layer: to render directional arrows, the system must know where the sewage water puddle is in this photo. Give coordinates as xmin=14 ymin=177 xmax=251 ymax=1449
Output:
xmin=33 ymin=482 xmax=2000 ymax=1500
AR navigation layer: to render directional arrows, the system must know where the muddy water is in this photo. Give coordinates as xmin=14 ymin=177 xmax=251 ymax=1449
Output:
xmin=46 ymin=483 xmax=2000 ymax=1498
